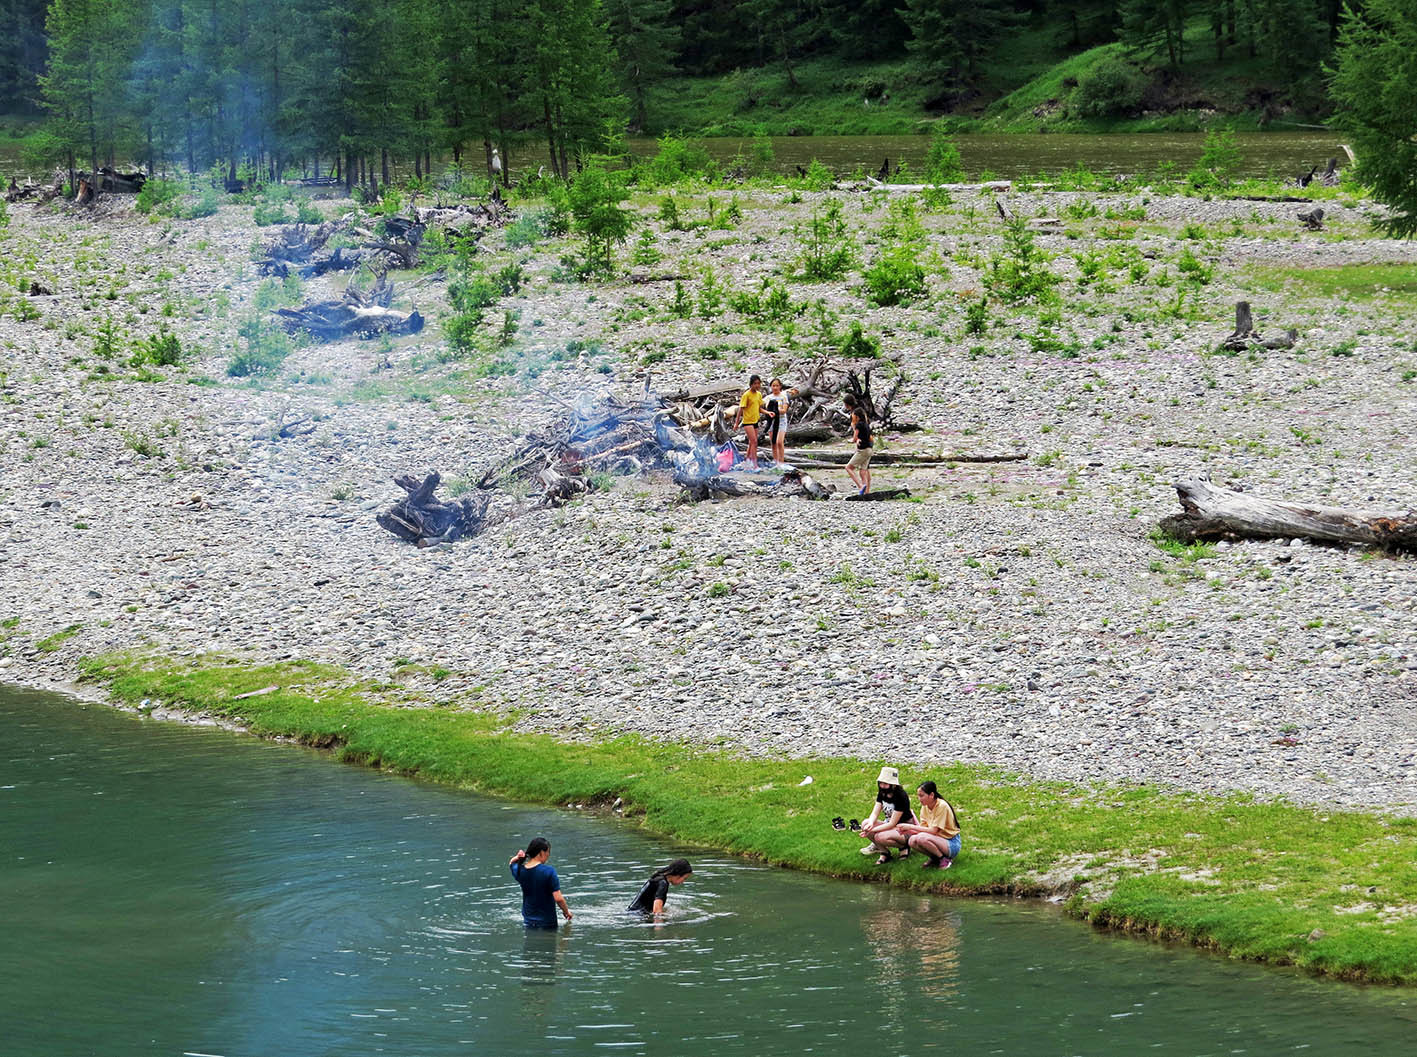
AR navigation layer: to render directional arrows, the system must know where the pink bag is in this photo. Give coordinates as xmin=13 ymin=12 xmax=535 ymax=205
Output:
xmin=717 ymin=446 xmax=735 ymax=473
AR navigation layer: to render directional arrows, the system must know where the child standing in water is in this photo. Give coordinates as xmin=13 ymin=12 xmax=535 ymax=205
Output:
xmin=627 ymin=859 xmax=693 ymax=915
xmin=509 ymin=837 xmax=573 ymax=928
xmin=733 ymin=374 xmax=764 ymax=469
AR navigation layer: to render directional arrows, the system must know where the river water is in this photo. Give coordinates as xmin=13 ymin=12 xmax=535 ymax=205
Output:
xmin=622 ymin=132 xmax=1347 ymax=181
xmin=3 ymin=684 xmax=1413 ymax=1056
xmin=1 ymin=132 xmax=1344 ymax=185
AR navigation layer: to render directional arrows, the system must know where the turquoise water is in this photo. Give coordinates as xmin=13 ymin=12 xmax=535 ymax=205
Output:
xmin=2 ymin=684 xmax=1413 ymax=1056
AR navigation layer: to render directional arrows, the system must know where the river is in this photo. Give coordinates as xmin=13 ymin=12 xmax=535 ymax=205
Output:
xmin=1 ymin=132 xmax=1345 ymax=185
xmin=3 ymin=684 xmax=1413 ymax=1056
xmin=627 ymin=131 xmax=1348 ymax=181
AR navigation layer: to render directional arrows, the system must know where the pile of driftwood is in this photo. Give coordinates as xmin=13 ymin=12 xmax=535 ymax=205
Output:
xmin=276 ymin=275 xmax=424 ymax=340
xmin=257 ymin=200 xmax=514 ymax=279
xmin=662 ymin=360 xmax=910 ymax=447
xmin=377 ymin=366 xmax=914 ymax=546
xmin=5 ymin=172 xmax=64 ymax=204
xmin=377 ymin=473 xmax=492 ymax=545
xmin=1160 ymin=479 xmax=1417 ymax=552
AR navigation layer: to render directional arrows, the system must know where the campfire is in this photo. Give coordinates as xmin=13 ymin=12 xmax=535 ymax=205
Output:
xmin=377 ymin=362 xmax=911 ymax=547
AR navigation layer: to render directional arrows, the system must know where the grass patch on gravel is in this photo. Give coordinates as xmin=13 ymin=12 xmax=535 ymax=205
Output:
xmin=1247 ymin=264 xmax=1417 ymax=305
xmin=80 ymin=651 xmax=1417 ymax=985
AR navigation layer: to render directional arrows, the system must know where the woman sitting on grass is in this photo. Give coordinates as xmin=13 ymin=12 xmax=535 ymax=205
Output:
xmin=860 ymin=766 xmax=915 ymax=865
xmin=627 ymin=858 xmax=693 ymax=915
xmin=899 ymin=781 xmax=961 ymax=870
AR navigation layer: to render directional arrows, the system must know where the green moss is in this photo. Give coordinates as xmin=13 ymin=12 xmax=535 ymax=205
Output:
xmin=79 ymin=651 xmax=1417 ymax=984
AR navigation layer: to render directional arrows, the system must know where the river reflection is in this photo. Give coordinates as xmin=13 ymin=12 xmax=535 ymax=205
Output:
xmin=4 ymin=685 xmax=1416 ymax=1057
xmin=862 ymin=896 xmax=964 ymax=1004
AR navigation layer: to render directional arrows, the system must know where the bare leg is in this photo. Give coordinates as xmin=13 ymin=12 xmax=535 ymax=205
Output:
xmin=745 ymin=424 xmax=758 ymax=467
xmin=860 ymin=463 xmax=871 ymax=494
xmin=908 ymin=833 xmax=952 ymax=860
xmin=871 ymin=827 xmax=908 ymax=857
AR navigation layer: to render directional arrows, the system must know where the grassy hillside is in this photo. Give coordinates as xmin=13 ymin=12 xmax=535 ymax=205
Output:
xmin=644 ymin=21 xmax=1329 ymax=137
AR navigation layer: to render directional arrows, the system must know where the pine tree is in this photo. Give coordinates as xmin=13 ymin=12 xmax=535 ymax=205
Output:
xmin=1329 ymin=0 xmax=1417 ymax=236
xmin=900 ymin=0 xmax=1016 ymax=92
xmin=1118 ymin=0 xmax=1190 ymax=66
xmin=606 ymin=0 xmax=679 ymax=131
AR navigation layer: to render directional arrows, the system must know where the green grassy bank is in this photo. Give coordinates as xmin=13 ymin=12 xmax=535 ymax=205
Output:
xmin=81 ymin=652 xmax=1417 ymax=984
xmin=643 ymin=23 xmax=1326 ymax=138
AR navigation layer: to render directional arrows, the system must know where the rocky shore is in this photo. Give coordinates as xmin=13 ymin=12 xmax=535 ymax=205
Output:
xmin=1 ymin=182 xmax=1414 ymax=813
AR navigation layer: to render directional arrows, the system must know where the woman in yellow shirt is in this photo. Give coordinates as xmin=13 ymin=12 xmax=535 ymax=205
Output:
xmin=899 ymin=780 xmax=961 ymax=870
xmin=732 ymin=374 xmax=764 ymax=469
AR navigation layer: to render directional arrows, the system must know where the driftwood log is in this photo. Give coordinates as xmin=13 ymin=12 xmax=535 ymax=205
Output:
xmin=783 ymin=448 xmax=1026 ymax=468
xmin=1159 ymin=479 xmax=1417 ymax=551
xmin=276 ymin=276 xmax=424 ymax=340
xmin=376 ymin=473 xmax=490 ymax=546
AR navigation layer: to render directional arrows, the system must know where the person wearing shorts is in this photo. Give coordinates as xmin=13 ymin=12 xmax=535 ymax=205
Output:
xmin=843 ymin=394 xmax=872 ymax=495
xmin=763 ymin=378 xmax=795 ymax=467
xmin=899 ymin=781 xmax=961 ymax=870
xmin=733 ymin=374 xmax=764 ymax=469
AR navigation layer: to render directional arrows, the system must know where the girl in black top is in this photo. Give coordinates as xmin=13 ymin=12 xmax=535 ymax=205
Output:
xmin=627 ymin=858 xmax=693 ymax=914
xmin=860 ymin=766 xmax=914 ymax=865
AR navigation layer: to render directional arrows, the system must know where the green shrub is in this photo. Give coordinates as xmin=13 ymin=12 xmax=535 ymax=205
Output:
xmin=986 ymin=217 xmax=1059 ymax=305
xmin=839 ymin=321 xmax=882 ymax=358
xmin=505 ymin=207 xmax=561 ymax=249
xmin=864 ymin=251 xmax=926 ymax=306
xmin=493 ymin=262 xmax=524 ymax=295
xmin=964 ymin=297 xmax=990 ymax=335
xmin=568 ymin=163 xmax=634 ymax=276
xmin=745 ymin=128 xmax=775 ymax=177
xmin=796 ymin=199 xmax=856 ymax=280
xmin=631 ymin=229 xmax=662 ymax=266
xmin=1188 ymin=128 xmax=1241 ymax=190
xmin=129 ymin=328 xmax=183 ymax=367
xmin=136 ymin=179 xmax=182 ymax=216
xmin=180 ymin=187 xmax=221 ymax=218
xmin=925 ymin=127 xmax=965 ymax=183
xmin=228 ymin=318 xmax=293 ymax=376
xmin=1073 ymin=56 xmax=1145 ymax=118
xmin=295 ymin=199 xmax=323 ymax=224
xmin=658 ymin=194 xmax=686 ymax=231
xmin=798 ymin=159 xmax=835 ymax=192
xmin=252 ymin=186 xmax=294 ymax=226
xmin=643 ymin=134 xmax=716 ymax=185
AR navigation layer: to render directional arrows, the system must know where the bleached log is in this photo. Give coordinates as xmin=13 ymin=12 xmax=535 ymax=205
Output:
xmin=1159 ymin=479 xmax=1417 ymax=551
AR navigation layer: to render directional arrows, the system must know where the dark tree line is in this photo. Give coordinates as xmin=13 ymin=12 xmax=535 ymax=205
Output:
xmin=33 ymin=0 xmax=652 ymax=186
xmin=1 ymin=1 xmax=1373 ymax=182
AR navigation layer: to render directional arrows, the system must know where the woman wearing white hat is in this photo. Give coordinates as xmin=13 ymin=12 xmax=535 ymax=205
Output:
xmin=859 ymin=765 xmax=915 ymax=866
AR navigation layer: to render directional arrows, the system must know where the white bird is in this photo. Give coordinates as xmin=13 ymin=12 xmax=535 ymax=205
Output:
xmin=490 ymin=148 xmax=503 ymax=177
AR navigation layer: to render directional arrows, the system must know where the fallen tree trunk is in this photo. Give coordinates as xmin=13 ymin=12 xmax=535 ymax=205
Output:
xmin=783 ymin=448 xmax=1026 ymax=467
xmin=1158 ymin=479 xmax=1417 ymax=551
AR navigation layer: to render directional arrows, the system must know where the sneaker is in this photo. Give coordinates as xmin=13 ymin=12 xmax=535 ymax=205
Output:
xmin=922 ymin=856 xmax=943 ymax=869
xmin=859 ymin=844 xmax=878 ymax=856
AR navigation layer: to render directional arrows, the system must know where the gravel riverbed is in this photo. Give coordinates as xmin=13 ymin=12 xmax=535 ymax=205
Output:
xmin=1 ymin=183 xmax=1414 ymax=813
